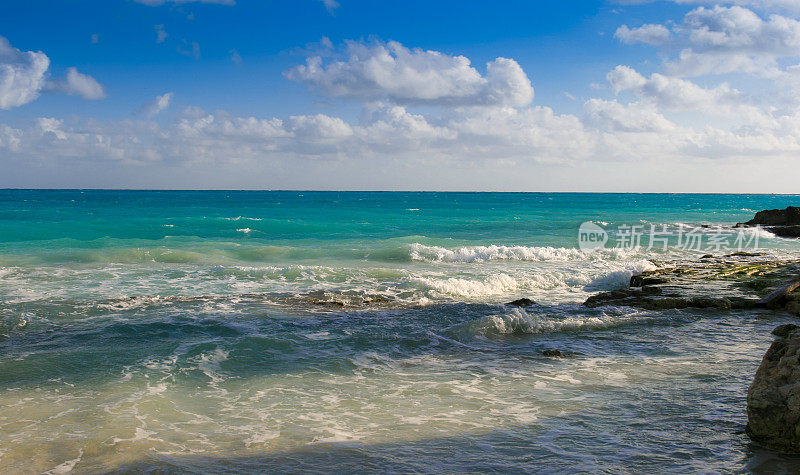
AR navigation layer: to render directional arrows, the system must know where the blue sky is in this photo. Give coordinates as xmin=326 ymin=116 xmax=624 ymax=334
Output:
xmin=1 ymin=0 xmax=800 ymax=191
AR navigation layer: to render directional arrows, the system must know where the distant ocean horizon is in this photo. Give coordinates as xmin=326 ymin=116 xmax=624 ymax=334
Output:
xmin=2 ymin=190 xmax=800 ymax=472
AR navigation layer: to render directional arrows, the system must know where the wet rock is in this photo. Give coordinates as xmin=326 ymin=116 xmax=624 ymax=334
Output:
xmin=630 ymin=275 xmax=644 ymax=287
xmin=700 ymin=254 xmax=714 ymax=259
xmin=757 ymin=278 xmax=800 ymax=310
xmin=542 ymin=349 xmax=563 ymax=357
xmin=746 ymin=327 xmax=800 ymax=453
xmin=772 ymin=324 xmax=800 ymax=338
xmin=770 ymin=226 xmax=800 ymax=239
xmin=743 ymin=206 xmax=800 ymax=227
xmin=642 ymin=277 xmax=669 ymax=286
xmin=506 ymin=298 xmax=536 ymax=307
xmin=584 ymin=288 xmax=756 ymax=310
xmin=787 ymin=296 xmax=800 ymax=316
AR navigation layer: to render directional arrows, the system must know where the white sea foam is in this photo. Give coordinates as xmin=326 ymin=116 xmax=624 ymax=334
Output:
xmin=45 ymin=450 xmax=83 ymax=474
xmin=411 ymin=273 xmax=521 ymax=297
xmin=409 ymin=243 xmax=640 ymax=263
xmin=224 ymin=216 xmax=263 ymax=221
xmin=744 ymin=226 xmax=776 ymax=239
xmin=584 ymin=260 xmax=657 ymax=290
xmin=237 ymin=228 xmax=252 ymax=234
xmin=455 ymin=307 xmax=652 ymax=337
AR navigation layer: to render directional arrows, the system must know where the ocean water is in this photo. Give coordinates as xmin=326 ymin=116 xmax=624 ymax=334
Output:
xmin=2 ymin=190 xmax=800 ymax=473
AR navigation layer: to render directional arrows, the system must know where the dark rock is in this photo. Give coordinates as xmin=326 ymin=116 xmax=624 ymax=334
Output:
xmin=584 ymin=288 xmax=755 ymax=310
xmin=744 ymin=207 xmax=800 ymax=227
xmin=641 ymin=277 xmax=669 ymax=286
xmin=506 ymin=298 xmax=535 ymax=307
xmin=769 ymin=226 xmax=800 ymax=239
xmin=542 ymin=349 xmax=563 ymax=357
xmin=772 ymin=324 xmax=800 ymax=338
xmin=630 ymin=275 xmax=643 ymax=287
xmin=700 ymin=254 xmax=714 ymax=259
xmin=788 ymin=295 xmax=800 ymax=316
xmin=726 ymin=251 xmax=766 ymax=257
xmin=757 ymin=278 xmax=800 ymax=310
xmin=746 ymin=328 xmax=800 ymax=453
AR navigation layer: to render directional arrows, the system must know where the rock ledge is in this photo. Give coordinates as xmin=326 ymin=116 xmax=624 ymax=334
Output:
xmin=746 ymin=326 xmax=800 ymax=453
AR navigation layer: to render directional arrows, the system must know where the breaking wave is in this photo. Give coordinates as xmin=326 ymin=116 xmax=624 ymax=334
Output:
xmin=408 ymin=243 xmax=644 ymax=263
xmin=449 ymin=307 xmax=655 ymax=338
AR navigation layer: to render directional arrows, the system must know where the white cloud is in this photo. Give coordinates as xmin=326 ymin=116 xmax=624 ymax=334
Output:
xmin=618 ymin=1 xmax=800 ymax=14
xmin=230 ymin=49 xmax=242 ymax=64
xmin=616 ymin=6 xmax=800 ymax=77
xmin=584 ymin=99 xmax=677 ymax=132
xmin=0 ymin=37 xmax=106 ymax=107
xmin=285 ymin=40 xmax=534 ymax=107
xmin=321 ymin=0 xmax=339 ymax=14
xmin=0 ymin=36 xmax=50 ymax=109
xmin=606 ymin=65 xmax=742 ymax=111
xmin=3 ymin=35 xmax=800 ymax=190
xmin=140 ymin=92 xmax=173 ymax=117
xmin=680 ymin=6 xmax=800 ymax=54
xmin=47 ymin=67 xmax=106 ymax=100
xmin=178 ymin=41 xmax=201 ymax=59
xmin=155 ymin=25 xmax=168 ymax=44
xmin=615 ymin=24 xmax=672 ymax=45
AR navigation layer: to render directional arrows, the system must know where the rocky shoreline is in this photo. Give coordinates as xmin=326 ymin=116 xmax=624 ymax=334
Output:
xmin=737 ymin=206 xmax=800 ymax=238
xmin=579 ymin=207 xmax=800 ymax=453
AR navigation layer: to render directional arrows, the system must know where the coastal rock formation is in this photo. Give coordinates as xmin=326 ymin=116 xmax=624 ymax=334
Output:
xmin=743 ymin=207 xmax=800 ymax=227
xmin=583 ymin=288 xmax=755 ymax=310
xmin=747 ymin=326 xmax=800 ymax=453
xmin=738 ymin=207 xmax=800 ymax=239
xmin=770 ymin=226 xmax=800 ymax=239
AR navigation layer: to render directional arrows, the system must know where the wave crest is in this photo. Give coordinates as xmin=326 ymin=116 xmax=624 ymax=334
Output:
xmin=408 ymin=243 xmax=640 ymax=263
xmin=449 ymin=307 xmax=652 ymax=338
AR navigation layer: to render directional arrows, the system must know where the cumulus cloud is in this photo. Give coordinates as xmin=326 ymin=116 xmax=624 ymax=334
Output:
xmin=615 ymin=24 xmax=672 ymax=45
xmin=140 ymin=92 xmax=173 ymax=117
xmin=47 ymin=67 xmax=106 ymax=100
xmin=584 ymin=99 xmax=677 ymax=133
xmin=1 ymin=37 xmax=105 ymax=107
xmin=285 ymin=40 xmax=534 ymax=107
xmin=3 ymin=33 xmax=800 ymax=189
xmin=617 ymin=6 xmax=800 ymax=76
xmin=606 ymin=65 xmax=742 ymax=111
xmin=0 ymin=36 xmax=49 ymax=109
xmin=617 ymin=1 xmax=800 ymax=14
xmin=680 ymin=6 xmax=800 ymax=54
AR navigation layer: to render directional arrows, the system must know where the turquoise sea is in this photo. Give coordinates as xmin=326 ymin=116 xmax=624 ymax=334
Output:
xmin=2 ymin=190 xmax=800 ymax=472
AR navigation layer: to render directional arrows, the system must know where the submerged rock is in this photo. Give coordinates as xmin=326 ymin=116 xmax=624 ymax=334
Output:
xmin=746 ymin=326 xmax=800 ymax=453
xmin=506 ymin=298 xmax=536 ymax=307
xmin=541 ymin=349 xmax=564 ymax=357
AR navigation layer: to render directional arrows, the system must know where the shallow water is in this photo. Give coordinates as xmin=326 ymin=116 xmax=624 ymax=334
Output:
xmin=2 ymin=191 xmax=800 ymax=472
